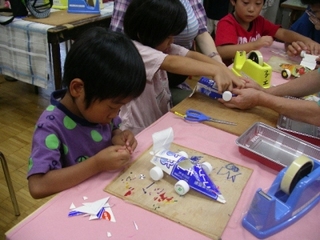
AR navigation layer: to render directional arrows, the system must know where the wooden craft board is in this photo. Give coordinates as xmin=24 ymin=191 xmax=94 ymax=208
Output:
xmin=105 ymin=143 xmax=253 ymax=239
xmin=23 ymin=10 xmax=99 ymax=26
xmin=171 ymin=92 xmax=279 ymax=136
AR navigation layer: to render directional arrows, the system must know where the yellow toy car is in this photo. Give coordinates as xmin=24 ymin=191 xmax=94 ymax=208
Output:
xmin=280 ymin=63 xmax=310 ymax=79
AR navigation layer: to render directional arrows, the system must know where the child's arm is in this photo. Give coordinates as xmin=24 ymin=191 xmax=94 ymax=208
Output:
xmin=28 ymin=145 xmax=131 ymax=199
xmin=276 ymin=28 xmax=320 ymax=55
xmin=160 ymin=52 xmax=244 ymax=92
xmin=217 ymin=36 xmax=274 ymax=61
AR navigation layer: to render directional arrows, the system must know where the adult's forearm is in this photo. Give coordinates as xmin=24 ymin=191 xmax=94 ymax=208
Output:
xmin=195 ymin=32 xmax=223 ymax=63
xmin=162 ymin=55 xmax=220 ymax=76
xmin=186 ymin=50 xmax=225 ymax=66
xmin=217 ymin=42 xmax=257 ymax=60
xmin=195 ymin=31 xmax=217 ymax=54
xmin=266 ymin=69 xmax=320 ymax=97
xmin=258 ymin=91 xmax=320 ymax=126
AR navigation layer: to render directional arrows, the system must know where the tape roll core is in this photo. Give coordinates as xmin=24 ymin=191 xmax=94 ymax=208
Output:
xmin=280 ymin=155 xmax=313 ymax=194
xmin=248 ymin=51 xmax=263 ymax=66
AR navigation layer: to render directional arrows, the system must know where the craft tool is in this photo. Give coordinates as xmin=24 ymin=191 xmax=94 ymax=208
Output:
xmin=232 ymin=50 xmax=272 ymax=88
xmin=242 ymin=156 xmax=320 ymax=238
xmin=175 ymin=109 xmax=237 ymax=126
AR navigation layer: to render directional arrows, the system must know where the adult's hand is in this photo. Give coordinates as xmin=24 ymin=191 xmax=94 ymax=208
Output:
xmin=218 ymin=88 xmax=261 ymax=109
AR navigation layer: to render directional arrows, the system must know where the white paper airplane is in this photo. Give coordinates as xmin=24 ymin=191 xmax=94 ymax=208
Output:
xmin=68 ymin=197 xmax=115 ymax=221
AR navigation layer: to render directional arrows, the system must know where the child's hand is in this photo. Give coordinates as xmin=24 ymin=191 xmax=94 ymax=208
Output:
xmin=94 ymin=145 xmax=132 ymax=171
xmin=243 ymin=78 xmax=264 ymax=91
xmin=112 ymin=129 xmax=138 ymax=154
xmin=286 ymin=41 xmax=307 ymax=56
xmin=254 ymin=36 xmax=273 ymax=49
xmin=287 ymin=40 xmax=320 ymax=56
xmin=305 ymin=41 xmax=320 ymax=56
xmin=211 ymin=64 xmax=245 ymax=92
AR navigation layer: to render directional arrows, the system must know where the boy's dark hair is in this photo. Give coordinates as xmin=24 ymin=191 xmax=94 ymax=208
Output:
xmin=232 ymin=0 xmax=266 ymax=4
xmin=123 ymin=0 xmax=187 ymax=48
xmin=301 ymin=0 xmax=320 ymax=5
xmin=62 ymin=27 xmax=146 ymax=108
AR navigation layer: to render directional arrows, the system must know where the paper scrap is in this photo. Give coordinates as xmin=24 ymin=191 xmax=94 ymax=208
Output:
xmin=152 ymin=127 xmax=174 ymax=154
xmin=68 ymin=197 xmax=117 ymax=222
xmin=69 ymin=202 xmax=76 ymax=209
xmin=102 ymin=203 xmax=116 ymax=222
xmin=133 ymin=221 xmax=139 ymax=230
xmin=300 ymin=53 xmax=317 ymax=70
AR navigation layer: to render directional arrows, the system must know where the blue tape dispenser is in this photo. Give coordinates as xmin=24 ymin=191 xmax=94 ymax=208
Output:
xmin=242 ymin=155 xmax=320 ymax=239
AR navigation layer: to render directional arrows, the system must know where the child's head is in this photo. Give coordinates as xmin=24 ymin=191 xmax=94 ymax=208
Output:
xmin=303 ymin=0 xmax=320 ymax=30
xmin=231 ymin=0 xmax=266 ymax=23
xmin=302 ymin=0 xmax=320 ymax=5
xmin=62 ymin=27 xmax=146 ymax=109
xmin=123 ymin=0 xmax=187 ymax=48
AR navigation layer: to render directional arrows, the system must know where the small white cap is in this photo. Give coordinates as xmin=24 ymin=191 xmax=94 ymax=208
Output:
xmin=150 ymin=166 xmax=164 ymax=181
xmin=300 ymin=50 xmax=306 ymax=58
xmin=201 ymin=162 xmax=213 ymax=175
xmin=178 ymin=151 xmax=188 ymax=158
xmin=222 ymin=91 xmax=232 ymax=101
xmin=174 ymin=180 xmax=190 ymax=195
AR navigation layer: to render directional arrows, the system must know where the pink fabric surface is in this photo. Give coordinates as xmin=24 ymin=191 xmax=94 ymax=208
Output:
xmin=6 ymin=112 xmax=320 ymax=240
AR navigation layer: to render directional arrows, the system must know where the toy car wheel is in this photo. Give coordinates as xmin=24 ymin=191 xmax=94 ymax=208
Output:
xmin=281 ymin=69 xmax=291 ymax=79
xmin=201 ymin=161 xmax=213 ymax=175
xmin=174 ymin=180 xmax=190 ymax=195
xmin=150 ymin=166 xmax=164 ymax=181
xmin=177 ymin=151 xmax=188 ymax=158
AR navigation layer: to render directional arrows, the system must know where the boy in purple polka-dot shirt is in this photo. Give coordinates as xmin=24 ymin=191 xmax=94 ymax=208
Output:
xmin=27 ymin=27 xmax=146 ymax=199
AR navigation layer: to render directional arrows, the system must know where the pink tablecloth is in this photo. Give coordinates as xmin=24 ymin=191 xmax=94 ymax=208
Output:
xmin=6 ymin=112 xmax=320 ymax=240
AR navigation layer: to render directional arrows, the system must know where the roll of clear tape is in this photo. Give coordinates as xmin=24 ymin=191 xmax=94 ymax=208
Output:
xmin=280 ymin=155 xmax=314 ymax=194
xmin=247 ymin=50 xmax=263 ymax=66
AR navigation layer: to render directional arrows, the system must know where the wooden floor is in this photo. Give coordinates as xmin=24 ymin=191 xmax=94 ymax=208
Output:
xmin=0 ymin=75 xmax=54 ymax=239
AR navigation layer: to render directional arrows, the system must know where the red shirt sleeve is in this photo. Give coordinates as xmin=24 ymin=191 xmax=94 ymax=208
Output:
xmin=215 ymin=14 xmax=239 ymax=46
